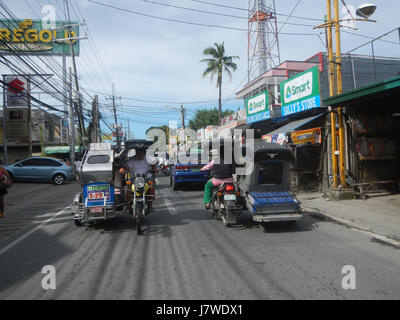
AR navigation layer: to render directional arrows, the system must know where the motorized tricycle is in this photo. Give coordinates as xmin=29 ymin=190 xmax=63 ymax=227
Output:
xmin=237 ymin=140 xmax=302 ymax=225
xmin=72 ymin=142 xmax=153 ymax=235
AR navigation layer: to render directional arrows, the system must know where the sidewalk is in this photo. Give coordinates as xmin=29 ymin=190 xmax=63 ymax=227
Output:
xmin=297 ymin=191 xmax=400 ymax=248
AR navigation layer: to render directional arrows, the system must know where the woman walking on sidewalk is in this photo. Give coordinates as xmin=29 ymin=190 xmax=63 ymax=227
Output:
xmin=0 ymin=167 xmax=12 ymax=219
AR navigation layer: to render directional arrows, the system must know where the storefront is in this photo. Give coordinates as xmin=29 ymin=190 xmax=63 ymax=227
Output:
xmin=324 ymin=75 xmax=400 ymax=199
xmin=261 ymin=112 xmax=327 ymax=191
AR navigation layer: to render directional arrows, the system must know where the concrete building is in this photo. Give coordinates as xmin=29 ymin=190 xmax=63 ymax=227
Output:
xmin=0 ymin=109 xmax=75 ymax=163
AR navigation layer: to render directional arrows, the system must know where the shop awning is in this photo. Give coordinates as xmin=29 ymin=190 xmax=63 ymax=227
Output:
xmin=44 ymin=146 xmax=83 ymax=154
xmin=265 ymin=113 xmax=325 ymax=136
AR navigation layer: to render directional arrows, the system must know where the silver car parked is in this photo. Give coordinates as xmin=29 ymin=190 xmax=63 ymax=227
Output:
xmin=3 ymin=157 xmax=73 ymax=185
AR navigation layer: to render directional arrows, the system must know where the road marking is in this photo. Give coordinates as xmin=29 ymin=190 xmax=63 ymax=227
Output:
xmin=164 ymin=199 xmax=177 ymax=215
xmin=0 ymin=206 xmax=70 ymax=256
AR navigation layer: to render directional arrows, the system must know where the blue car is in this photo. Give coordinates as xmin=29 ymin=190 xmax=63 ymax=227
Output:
xmin=170 ymin=163 xmax=210 ymax=190
xmin=4 ymin=157 xmax=73 ymax=185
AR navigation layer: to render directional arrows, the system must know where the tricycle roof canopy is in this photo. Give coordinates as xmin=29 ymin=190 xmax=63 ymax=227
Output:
xmin=125 ymin=139 xmax=154 ymax=151
xmin=243 ymin=141 xmax=294 ymax=162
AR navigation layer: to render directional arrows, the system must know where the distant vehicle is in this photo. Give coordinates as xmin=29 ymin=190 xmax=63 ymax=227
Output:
xmin=4 ymin=157 xmax=73 ymax=185
xmin=170 ymin=163 xmax=210 ymax=190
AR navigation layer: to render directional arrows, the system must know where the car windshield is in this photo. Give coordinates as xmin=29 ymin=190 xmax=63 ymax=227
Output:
xmin=87 ymin=155 xmax=110 ymax=164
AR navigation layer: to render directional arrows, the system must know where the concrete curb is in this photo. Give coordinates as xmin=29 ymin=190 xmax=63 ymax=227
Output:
xmin=302 ymin=204 xmax=400 ymax=249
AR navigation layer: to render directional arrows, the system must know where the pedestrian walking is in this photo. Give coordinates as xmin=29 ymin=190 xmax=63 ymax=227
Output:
xmin=0 ymin=167 xmax=12 ymax=219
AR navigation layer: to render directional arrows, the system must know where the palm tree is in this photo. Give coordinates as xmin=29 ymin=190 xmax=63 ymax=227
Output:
xmin=201 ymin=42 xmax=239 ymax=123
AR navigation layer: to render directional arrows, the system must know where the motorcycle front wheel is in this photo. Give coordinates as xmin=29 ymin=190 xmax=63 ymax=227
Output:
xmin=136 ymin=203 xmax=143 ymax=235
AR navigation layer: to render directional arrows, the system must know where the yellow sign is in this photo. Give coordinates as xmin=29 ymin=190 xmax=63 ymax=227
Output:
xmin=291 ymin=127 xmax=321 ymax=145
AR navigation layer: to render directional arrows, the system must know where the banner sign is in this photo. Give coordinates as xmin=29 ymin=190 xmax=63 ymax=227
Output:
xmin=261 ymin=133 xmax=287 ymax=146
xmin=246 ymin=90 xmax=270 ymax=124
xmin=280 ymin=66 xmax=321 ymax=116
xmin=5 ymin=75 xmax=28 ymax=106
xmin=6 ymin=108 xmax=28 ymax=138
xmin=291 ymin=127 xmax=322 ymax=145
xmin=0 ymin=19 xmax=80 ymax=56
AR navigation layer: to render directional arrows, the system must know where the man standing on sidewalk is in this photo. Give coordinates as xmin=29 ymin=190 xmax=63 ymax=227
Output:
xmin=0 ymin=167 xmax=12 ymax=218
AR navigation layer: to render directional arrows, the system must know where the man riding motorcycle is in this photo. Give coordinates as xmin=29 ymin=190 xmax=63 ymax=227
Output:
xmin=201 ymin=147 xmax=235 ymax=209
xmin=124 ymin=149 xmax=156 ymax=211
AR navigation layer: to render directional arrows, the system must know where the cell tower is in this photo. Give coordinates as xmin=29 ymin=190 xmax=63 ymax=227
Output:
xmin=247 ymin=0 xmax=281 ymax=81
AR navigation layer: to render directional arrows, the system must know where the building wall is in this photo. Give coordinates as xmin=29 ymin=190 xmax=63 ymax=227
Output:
xmin=308 ymin=53 xmax=400 ymax=102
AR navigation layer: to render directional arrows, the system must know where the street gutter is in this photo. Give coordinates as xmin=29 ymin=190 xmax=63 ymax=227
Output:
xmin=302 ymin=204 xmax=400 ymax=249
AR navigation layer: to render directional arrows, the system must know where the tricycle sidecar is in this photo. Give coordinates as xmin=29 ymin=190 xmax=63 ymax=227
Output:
xmin=238 ymin=141 xmax=302 ymax=224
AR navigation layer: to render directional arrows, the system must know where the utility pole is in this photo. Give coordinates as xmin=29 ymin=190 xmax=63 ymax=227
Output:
xmin=180 ymin=105 xmax=186 ymax=151
xmin=315 ymin=0 xmax=375 ymax=189
xmin=69 ymin=38 xmax=86 ymax=147
xmin=27 ymin=76 xmax=32 ymax=157
xmin=112 ymin=84 xmax=120 ymax=150
xmin=180 ymin=105 xmax=185 ymax=129
xmin=68 ymin=67 xmax=76 ymax=172
xmin=333 ymin=0 xmax=347 ymax=188
xmin=92 ymin=95 xmax=100 ymax=143
xmin=326 ymin=0 xmax=339 ymax=189
xmin=2 ymin=75 xmax=7 ymax=164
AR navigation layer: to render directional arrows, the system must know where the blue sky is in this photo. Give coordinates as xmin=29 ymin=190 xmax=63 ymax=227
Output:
xmin=2 ymin=0 xmax=400 ymax=139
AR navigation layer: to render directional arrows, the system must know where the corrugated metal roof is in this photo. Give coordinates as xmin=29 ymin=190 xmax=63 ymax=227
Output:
xmin=266 ymin=114 xmax=324 ymax=135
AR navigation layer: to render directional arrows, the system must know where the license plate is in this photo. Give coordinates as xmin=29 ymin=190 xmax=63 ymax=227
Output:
xmin=224 ymin=194 xmax=236 ymax=201
xmin=88 ymin=192 xmax=105 ymax=200
xmin=90 ymin=207 xmax=103 ymax=213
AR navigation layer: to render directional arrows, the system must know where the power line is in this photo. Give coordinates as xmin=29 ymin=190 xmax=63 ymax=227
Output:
xmin=185 ymin=0 xmax=325 ymax=22
xmin=86 ymin=0 xmax=320 ymax=36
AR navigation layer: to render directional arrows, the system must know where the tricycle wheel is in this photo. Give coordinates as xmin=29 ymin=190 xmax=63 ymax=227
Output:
xmin=74 ymin=219 xmax=83 ymax=227
xmin=361 ymin=194 xmax=369 ymax=201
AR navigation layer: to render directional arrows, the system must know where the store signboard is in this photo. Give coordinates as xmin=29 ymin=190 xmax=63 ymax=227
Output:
xmin=245 ymin=90 xmax=270 ymax=124
xmin=0 ymin=19 xmax=80 ymax=56
xmin=6 ymin=108 xmax=28 ymax=138
xmin=280 ymin=66 xmax=321 ymax=116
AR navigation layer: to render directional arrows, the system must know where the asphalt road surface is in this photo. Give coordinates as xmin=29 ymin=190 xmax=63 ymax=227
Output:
xmin=0 ymin=177 xmax=399 ymax=299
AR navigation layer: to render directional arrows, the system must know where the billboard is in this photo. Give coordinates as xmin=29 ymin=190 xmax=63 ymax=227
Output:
xmin=245 ymin=90 xmax=270 ymax=124
xmin=280 ymin=66 xmax=321 ymax=116
xmin=0 ymin=19 xmax=80 ymax=56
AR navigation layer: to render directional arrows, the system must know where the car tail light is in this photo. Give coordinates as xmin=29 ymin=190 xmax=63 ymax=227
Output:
xmin=175 ymin=166 xmax=188 ymax=171
xmin=225 ymin=184 xmax=234 ymax=193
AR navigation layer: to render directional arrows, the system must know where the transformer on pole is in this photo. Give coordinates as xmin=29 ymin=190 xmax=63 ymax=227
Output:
xmin=247 ymin=0 xmax=281 ymax=81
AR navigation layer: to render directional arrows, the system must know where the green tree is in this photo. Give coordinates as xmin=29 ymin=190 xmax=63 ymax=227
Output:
xmin=201 ymin=42 xmax=239 ymax=123
xmin=188 ymin=108 xmax=233 ymax=131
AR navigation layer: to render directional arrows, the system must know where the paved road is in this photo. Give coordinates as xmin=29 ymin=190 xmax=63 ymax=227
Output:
xmin=0 ymin=177 xmax=399 ymax=299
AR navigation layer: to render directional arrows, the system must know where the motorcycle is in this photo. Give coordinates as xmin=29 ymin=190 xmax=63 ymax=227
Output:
xmin=209 ymin=182 xmax=244 ymax=227
xmin=127 ymin=172 xmax=153 ymax=235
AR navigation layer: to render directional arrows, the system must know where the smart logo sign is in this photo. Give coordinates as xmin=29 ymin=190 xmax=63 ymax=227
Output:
xmin=280 ymin=66 xmax=321 ymax=116
xmin=246 ymin=90 xmax=270 ymax=124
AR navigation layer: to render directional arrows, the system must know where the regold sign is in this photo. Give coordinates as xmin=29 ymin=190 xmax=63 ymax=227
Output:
xmin=280 ymin=66 xmax=321 ymax=116
xmin=0 ymin=19 xmax=80 ymax=56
